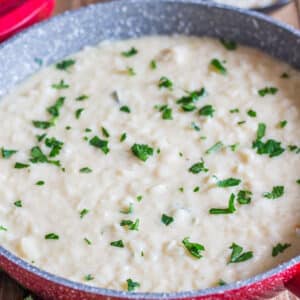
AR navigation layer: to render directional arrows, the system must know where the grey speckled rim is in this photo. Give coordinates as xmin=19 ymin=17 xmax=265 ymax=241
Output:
xmin=0 ymin=0 xmax=300 ymax=298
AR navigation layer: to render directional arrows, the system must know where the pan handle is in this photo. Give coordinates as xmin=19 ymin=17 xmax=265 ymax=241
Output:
xmin=0 ymin=0 xmax=55 ymax=42
xmin=285 ymin=269 xmax=300 ymax=297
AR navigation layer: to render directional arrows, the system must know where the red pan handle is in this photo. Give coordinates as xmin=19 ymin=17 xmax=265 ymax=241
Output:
xmin=0 ymin=0 xmax=55 ymax=42
xmin=285 ymin=266 xmax=300 ymax=297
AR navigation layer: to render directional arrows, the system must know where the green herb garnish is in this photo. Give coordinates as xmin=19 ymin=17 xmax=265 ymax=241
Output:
xmin=14 ymin=162 xmax=30 ymax=169
xmin=182 ymin=237 xmax=205 ymax=259
xmin=126 ymin=278 xmax=140 ymax=292
xmin=0 ymin=225 xmax=7 ymax=231
xmin=120 ymin=218 xmax=139 ymax=231
xmin=45 ymin=137 xmax=64 ymax=157
xmin=136 ymin=195 xmax=143 ymax=202
xmin=110 ymin=240 xmax=124 ymax=248
xmin=199 ymin=105 xmax=215 ymax=117
xmin=206 ymin=141 xmax=224 ymax=154
xmin=237 ymin=190 xmax=252 ymax=205
xmin=131 ymin=143 xmax=154 ymax=162
xmin=36 ymin=180 xmax=45 ymax=186
xmin=89 ymin=136 xmax=109 ymax=154
xmin=158 ymin=76 xmax=173 ymax=90
xmin=228 ymin=243 xmax=253 ymax=263
xmin=258 ymin=87 xmax=278 ymax=97
xmin=52 ymin=79 xmax=69 ymax=90
xmin=220 ymin=39 xmax=237 ymax=50
xmin=120 ymin=132 xmax=127 ymax=142
xmin=80 ymin=208 xmax=90 ymax=219
xmin=217 ymin=178 xmax=241 ymax=188
xmin=45 ymin=233 xmax=59 ymax=240
xmin=161 ymin=214 xmax=174 ymax=226
xmin=120 ymin=105 xmax=131 ymax=113
xmin=189 ymin=160 xmax=208 ymax=174
xmin=32 ymin=120 xmax=52 ymax=129
xmin=257 ymin=123 xmax=266 ymax=139
xmin=253 ymin=139 xmax=285 ymax=157
xmin=237 ymin=121 xmax=246 ymax=125
xmin=176 ymin=88 xmax=206 ymax=112
xmin=150 ymin=60 xmax=157 ymax=69
xmin=193 ymin=186 xmax=200 ymax=192
xmin=272 ymin=243 xmax=291 ymax=257
xmin=1 ymin=148 xmax=17 ymax=159
xmin=247 ymin=109 xmax=257 ymax=118
xmin=101 ymin=127 xmax=110 ymax=138
xmin=56 ymin=59 xmax=75 ymax=71
xmin=80 ymin=167 xmax=92 ymax=173
xmin=75 ymin=108 xmax=84 ymax=119
xmin=210 ymin=59 xmax=227 ymax=74
xmin=84 ymin=274 xmax=94 ymax=281
xmin=263 ymin=186 xmax=284 ymax=199
xmin=209 ymin=193 xmax=236 ymax=214
xmin=191 ymin=122 xmax=200 ymax=131
xmin=76 ymin=95 xmax=89 ymax=101
xmin=230 ymin=108 xmax=239 ymax=113
xmin=14 ymin=200 xmax=22 ymax=207
xmin=278 ymin=120 xmax=287 ymax=128
xmin=121 ymin=47 xmax=138 ymax=57
xmin=84 ymin=238 xmax=92 ymax=245
xmin=127 ymin=67 xmax=136 ymax=76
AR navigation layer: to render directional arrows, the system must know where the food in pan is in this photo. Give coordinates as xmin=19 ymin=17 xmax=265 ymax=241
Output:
xmin=0 ymin=35 xmax=299 ymax=292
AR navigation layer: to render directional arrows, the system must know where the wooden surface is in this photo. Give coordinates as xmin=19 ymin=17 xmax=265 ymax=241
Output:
xmin=0 ymin=0 xmax=299 ymax=299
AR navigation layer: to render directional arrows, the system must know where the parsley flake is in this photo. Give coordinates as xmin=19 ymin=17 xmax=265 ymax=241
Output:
xmin=217 ymin=178 xmax=241 ymax=188
xmin=263 ymin=186 xmax=284 ymax=199
xmin=131 ymin=144 xmax=154 ymax=162
xmin=228 ymin=243 xmax=253 ymax=263
xmin=101 ymin=127 xmax=110 ymax=138
xmin=121 ymin=47 xmax=138 ymax=57
xmin=126 ymin=278 xmax=140 ymax=292
xmin=209 ymin=193 xmax=236 ymax=214
xmin=237 ymin=190 xmax=252 ymax=205
xmin=14 ymin=162 xmax=29 ymax=169
xmin=176 ymin=88 xmax=206 ymax=112
xmin=80 ymin=167 xmax=92 ymax=173
xmin=36 ymin=180 xmax=45 ymax=186
xmin=220 ymin=39 xmax=237 ymax=50
xmin=158 ymin=76 xmax=173 ymax=90
xmin=278 ymin=120 xmax=287 ymax=128
xmin=14 ymin=200 xmax=22 ymax=207
xmin=199 ymin=105 xmax=215 ymax=117
xmin=75 ymin=108 xmax=84 ymax=119
xmin=120 ymin=218 xmax=139 ymax=231
xmin=120 ymin=132 xmax=127 ymax=142
xmin=206 ymin=141 xmax=224 ymax=154
xmin=1 ymin=148 xmax=17 ymax=159
xmin=247 ymin=109 xmax=257 ymax=118
xmin=210 ymin=59 xmax=227 ymax=74
xmin=45 ymin=233 xmax=59 ymax=240
xmin=56 ymin=59 xmax=75 ymax=71
xmin=189 ymin=160 xmax=208 ymax=174
xmin=150 ymin=60 xmax=157 ymax=69
xmin=84 ymin=274 xmax=94 ymax=281
xmin=76 ymin=94 xmax=89 ymax=101
xmin=110 ymin=240 xmax=124 ymax=248
xmin=120 ymin=105 xmax=131 ymax=113
xmin=182 ymin=237 xmax=205 ymax=259
xmin=80 ymin=208 xmax=90 ymax=219
xmin=258 ymin=87 xmax=278 ymax=97
xmin=89 ymin=136 xmax=109 ymax=154
xmin=272 ymin=243 xmax=291 ymax=257
xmin=52 ymin=79 xmax=69 ymax=90
xmin=161 ymin=214 xmax=174 ymax=226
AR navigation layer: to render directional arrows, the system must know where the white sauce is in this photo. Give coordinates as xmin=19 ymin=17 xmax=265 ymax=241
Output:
xmin=213 ymin=0 xmax=276 ymax=9
xmin=0 ymin=36 xmax=299 ymax=292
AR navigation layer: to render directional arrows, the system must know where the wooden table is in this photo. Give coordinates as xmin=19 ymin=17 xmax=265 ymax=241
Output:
xmin=0 ymin=1 xmax=299 ymax=299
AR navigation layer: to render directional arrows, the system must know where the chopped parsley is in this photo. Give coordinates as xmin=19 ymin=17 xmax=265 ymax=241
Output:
xmin=205 ymin=141 xmax=224 ymax=154
xmin=288 ymin=145 xmax=300 ymax=153
xmin=1 ymin=148 xmax=17 ymax=159
xmin=45 ymin=233 xmax=59 ymax=240
xmin=84 ymin=238 xmax=92 ymax=245
xmin=209 ymin=193 xmax=236 ymax=215
xmin=56 ymin=59 xmax=75 ymax=71
xmin=199 ymin=105 xmax=215 ymax=117
xmin=258 ymin=87 xmax=278 ymax=97
xmin=89 ymin=136 xmax=109 ymax=154
xmin=228 ymin=243 xmax=253 ymax=263
xmin=176 ymin=88 xmax=206 ymax=112
xmin=126 ymin=278 xmax=140 ymax=292
xmin=256 ymin=123 xmax=266 ymax=139
xmin=121 ymin=47 xmax=138 ymax=57
xmin=237 ymin=121 xmax=246 ymax=125
xmin=127 ymin=67 xmax=136 ymax=76
xmin=220 ymin=39 xmax=237 ymax=50
xmin=272 ymin=243 xmax=291 ymax=257
xmin=75 ymin=108 xmax=84 ymax=119
xmin=110 ymin=240 xmax=124 ymax=248
xmin=84 ymin=274 xmax=94 ymax=281
xmin=101 ymin=127 xmax=110 ymax=138
xmin=229 ymin=143 xmax=239 ymax=152
xmin=52 ymin=79 xmax=69 ymax=90
xmin=136 ymin=195 xmax=143 ymax=202
xmin=193 ymin=186 xmax=200 ymax=192
xmin=278 ymin=120 xmax=287 ymax=128
xmin=237 ymin=190 xmax=252 ymax=205
xmin=14 ymin=200 xmax=22 ymax=208
xmin=120 ymin=132 xmax=127 ymax=142
xmin=120 ymin=105 xmax=131 ymax=113
xmin=230 ymin=108 xmax=239 ymax=113
xmin=155 ymin=104 xmax=173 ymax=120
xmin=217 ymin=178 xmax=241 ymax=188
xmin=32 ymin=120 xmax=52 ymax=129
xmin=80 ymin=167 xmax=92 ymax=173
xmin=36 ymin=180 xmax=45 ymax=186
xmin=161 ymin=214 xmax=174 ymax=226
xmin=296 ymin=179 xmax=300 ymax=185
xmin=189 ymin=160 xmax=208 ymax=174
xmin=36 ymin=133 xmax=47 ymax=142
xmin=182 ymin=237 xmax=205 ymax=259
xmin=253 ymin=139 xmax=285 ymax=157
xmin=158 ymin=76 xmax=173 ymax=90
xmin=120 ymin=218 xmax=139 ymax=231
xmin=150 ymin=60 xmax=157 ymax=69
xmin=76 ymin=94 xmax=89 ymax=101
xmin=131 ymin=143 xmax=154 ymax=162
xmin=45 ymin=137 xmax=64 ymax=157
xmin=247 ymin=109 xmax=257 ymax=118
xmin=179 ymin=187 xmax=184 ymax=193
xmin=191 ymin=122 xmax=200 ymax=131
xmin=14 ymin=162 xmax=30 ymax=169
xmin=0 ymin=225 xmax=7 ymax=231
xmin=80 ymin=208 xmax=90 ymax=219
xmin=218 ymin=279 xmax=227 ymax=286
xmin=263 ymin=186 xmax=284 ymax=199
xmin=210 ymin=59 xmax=227 ymax=75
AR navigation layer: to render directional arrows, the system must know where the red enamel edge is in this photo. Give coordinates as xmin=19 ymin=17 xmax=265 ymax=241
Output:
xmin=285 ymin=264 xmax=300 ymax=297
xmin=0 ymin=0 xmax=56 ymax=42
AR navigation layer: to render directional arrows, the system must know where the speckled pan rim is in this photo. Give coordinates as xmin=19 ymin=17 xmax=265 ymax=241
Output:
xmin=0 ymin=0 xmax=300 ymax=298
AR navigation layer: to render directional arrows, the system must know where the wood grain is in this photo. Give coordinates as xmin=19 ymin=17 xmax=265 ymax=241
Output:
xmin=0 ymin=0 xmax=299 ymax=299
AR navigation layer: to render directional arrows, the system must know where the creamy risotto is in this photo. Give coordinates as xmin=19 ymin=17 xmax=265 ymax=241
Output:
xmin=213 ymin=0 xmax=276 ymax=9
xmin=0 ymin=36 xmax=299 ymax=293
